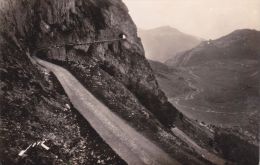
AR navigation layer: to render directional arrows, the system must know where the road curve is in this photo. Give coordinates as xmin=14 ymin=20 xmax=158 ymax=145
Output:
xmin=34 ymin=57 xmax=180 ymax=165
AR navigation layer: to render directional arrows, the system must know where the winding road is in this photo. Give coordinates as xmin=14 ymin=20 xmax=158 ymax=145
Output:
xmin=168 ymin=68 xmax=205 ymax=116
xmin=34 ymin=57 xmax=180 ymax=165
xmin=168 ymin=68 xmax=228 ymax=165
xmin=168 ymin=68 xmax=247 ymax=118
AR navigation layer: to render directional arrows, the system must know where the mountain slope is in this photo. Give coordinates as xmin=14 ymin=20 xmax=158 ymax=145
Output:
xmin=0 ymin=1 xmax=208 ymax=164
xmin=164 ymin=29 xmax=259 ymax=135
xmin=151 ymin=47 xmax=259 ymax=164
xmin=35 ymin=58 xmax=180 ymax=165
xmin=139 ymin=26 xmax=202 ymax=62
xmin=166 ymin=29 xmax=260 ymax=66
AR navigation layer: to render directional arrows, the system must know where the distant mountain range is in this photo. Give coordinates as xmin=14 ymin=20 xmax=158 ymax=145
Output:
xmin=138 ymin=26 xmax=203 ymax=62
xmin=151 ymin=29 xmax=259 ymax=136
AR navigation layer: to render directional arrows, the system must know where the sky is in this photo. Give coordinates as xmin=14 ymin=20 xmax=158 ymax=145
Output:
xmin=123 ymin=0 xmax=260 ymax=39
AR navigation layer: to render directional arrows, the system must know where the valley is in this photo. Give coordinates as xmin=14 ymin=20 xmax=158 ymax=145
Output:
xmin=149 ymin=31 xmax=260 ymax=160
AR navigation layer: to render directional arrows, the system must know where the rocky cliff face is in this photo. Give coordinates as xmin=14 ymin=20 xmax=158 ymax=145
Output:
xmin=21 ymin=0 xmax=180 ymax=128
xmin=29 ymin=0 xmax=185 ymax=142
xmin=0 ymin=31 xmax=126 ymax=165
xmin=0 ymin=1 xmax=129 ymax=163
xmin=0 ymin=1 xmax=204 ymax=164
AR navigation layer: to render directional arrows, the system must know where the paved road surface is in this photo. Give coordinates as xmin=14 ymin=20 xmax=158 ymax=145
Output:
xmin=34 ymin=57 xmax=180 ymax=165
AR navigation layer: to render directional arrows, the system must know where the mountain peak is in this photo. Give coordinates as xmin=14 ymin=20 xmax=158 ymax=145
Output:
xmin=166 ymin=28 xmax=260 ymax=67
xmin=231 ymin=28 xmax=259 ymax=34
xmin=148 ymin=26 xmax=180 ymax=33
xmin=138 ymin=26 xmax=202 ymax=62
xmin=218 ymin=29 xmax=260 ymax=41
xmin=156 ymin=25 xmax=176 ymax=30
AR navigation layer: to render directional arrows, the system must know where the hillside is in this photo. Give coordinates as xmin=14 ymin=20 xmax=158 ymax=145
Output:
xmin=166 ymin=29 xmax=260 ymax=66
xmin=139 ymin=26 xmax=202 ymax=62
xmin=0 ymin=1 xmax=207 ymax=164
xmin=151 ymin=50 xmax=259 ymax=164
xmin=164 ymin=29 xmax=259 ymax=137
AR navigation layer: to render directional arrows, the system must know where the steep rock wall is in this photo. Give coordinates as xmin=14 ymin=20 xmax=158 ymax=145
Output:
xmin=0 ymin=0 xmax=204 ymax=164
xmin=28 ymin=0 xmax=180 ymax=128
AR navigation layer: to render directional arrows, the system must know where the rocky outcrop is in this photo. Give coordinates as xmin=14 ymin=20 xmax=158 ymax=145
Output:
xmin=0 ymin=0 xmax=202 ymax=164
xmin=0 ymin=35 xmax=126 ymax=164
xmin=8 ymin=0 xmax=180 ymax=128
